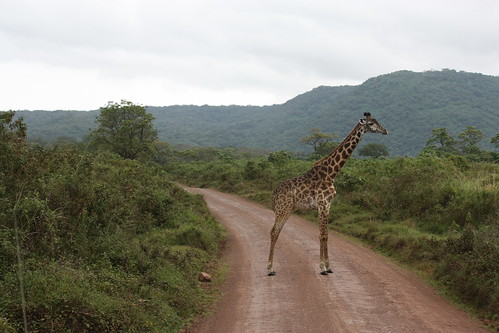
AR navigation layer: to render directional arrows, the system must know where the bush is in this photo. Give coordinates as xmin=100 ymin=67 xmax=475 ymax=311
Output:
xmin=437 ymin=224 xmax=498 ymax=315
xmin=1 ymin=140 xmax=224 ymax=331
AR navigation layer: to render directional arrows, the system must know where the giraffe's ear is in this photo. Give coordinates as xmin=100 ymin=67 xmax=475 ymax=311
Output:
xmin=359 ymin=118 xmax=366 ymax=124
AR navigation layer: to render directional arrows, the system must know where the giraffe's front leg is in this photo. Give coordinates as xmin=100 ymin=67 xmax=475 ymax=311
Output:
xmin=324 ymin=239 xmax=333 ymax=274
xmin=318 ymin=204 xmax=333 ymax=275
xmin=319 ymin=233 xmax=328 ymax=275
xmin=319 ymin=225 xmax=333 ymax=275
xmin=319 ymin=236 xmax=333 ymax=274
xmin=323 ymin=225 xmax=333 ymax=274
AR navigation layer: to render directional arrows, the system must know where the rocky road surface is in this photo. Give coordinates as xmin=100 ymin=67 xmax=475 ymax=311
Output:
xmin=186 ymin=187 xmax=486 ymax=333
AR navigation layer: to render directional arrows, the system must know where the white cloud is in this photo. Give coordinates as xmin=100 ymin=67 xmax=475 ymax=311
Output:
xmin=1 ymin=0 xmax=498 ymax=110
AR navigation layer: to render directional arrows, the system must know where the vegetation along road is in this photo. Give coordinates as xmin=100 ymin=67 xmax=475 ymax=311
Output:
xmin=185 ymin=187 xmax=486 ymax=333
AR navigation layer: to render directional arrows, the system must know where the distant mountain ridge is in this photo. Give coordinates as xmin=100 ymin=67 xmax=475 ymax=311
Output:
xmin=12 ymin=69 xmax=499 ymax=156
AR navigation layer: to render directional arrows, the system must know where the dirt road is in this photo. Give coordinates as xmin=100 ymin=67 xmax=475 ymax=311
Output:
xmin=186 ymin=187 xmax=486 ymax=333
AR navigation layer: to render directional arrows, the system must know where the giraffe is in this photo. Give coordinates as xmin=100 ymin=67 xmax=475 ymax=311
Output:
xmin=267 ymin=112 xmax=388 ymax=276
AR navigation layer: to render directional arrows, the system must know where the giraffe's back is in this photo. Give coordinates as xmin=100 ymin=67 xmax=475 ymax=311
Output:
xmin=273 ymin=174 xmax=322 ymax=211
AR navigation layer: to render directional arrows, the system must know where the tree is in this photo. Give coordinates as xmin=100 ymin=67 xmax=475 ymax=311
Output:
xmin=90 ymin=100 xmax=158 ymax=159
xmin=0 ymin=111 xmax=29 ymax=191
xmin=268 ymin=150 xmax=292 ymax=167
xmin=491 ymin=133 xmax=499 ymax=149
xmin=301 ymin=128 xmax=339 ymax=158
xmin=457 ymin=126 xmax=484 ymax=146
xmin=358 ymin=143 xmax=389 ymax=158
xmin=1 ymin=110 xmax=28 ymax=172
xmin=1 ymin=110 xmax=27 ymax=141
xmin=457 ymin=126 xmax=484 ymax=155
xmin=424 ymin=128 xmax=457 ymax=156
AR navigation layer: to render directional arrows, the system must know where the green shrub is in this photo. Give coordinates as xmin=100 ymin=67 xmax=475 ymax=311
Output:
xmin=437 ymin=224 xmax=498 ymax=314
xmin=1 ymin=141 xmax=224 ymax=331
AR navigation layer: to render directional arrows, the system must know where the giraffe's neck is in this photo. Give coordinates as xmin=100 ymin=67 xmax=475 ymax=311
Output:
xmin=311 ymin=122 xmax=366 ymax=179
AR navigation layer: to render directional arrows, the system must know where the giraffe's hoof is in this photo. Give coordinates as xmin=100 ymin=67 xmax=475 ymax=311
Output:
xmin=268 ymin=271 xmax=276 ymax=276
xmin=320 ymin=271 xmax=329 ymax=275
xmin=326 ymin=269 xmax=333 ymax=274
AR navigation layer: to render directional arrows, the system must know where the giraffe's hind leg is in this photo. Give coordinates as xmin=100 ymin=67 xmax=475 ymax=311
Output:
xmin=267 ymin=203 xmax=293 ymax=276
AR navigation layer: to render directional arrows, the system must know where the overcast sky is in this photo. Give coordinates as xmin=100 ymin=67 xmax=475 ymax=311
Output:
xmin=1 ymin=0 xmax=498 ymax=110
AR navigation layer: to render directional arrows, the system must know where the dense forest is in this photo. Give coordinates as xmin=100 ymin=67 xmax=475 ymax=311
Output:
xmin=12 ymin=69 xmax=499 ymax=156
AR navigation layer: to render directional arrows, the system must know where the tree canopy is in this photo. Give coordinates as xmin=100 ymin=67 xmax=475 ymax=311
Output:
xmin=90 ymin=100 xmax=157 ymax=159
xmin=300 ymin=128 xmax=338 ymax=158
xmin=1 ymin=110 xmax=26 ymax=141
xmin=491 ymin=133 xmax=499 ymax=149
xmin=424 ymin=128 xmax=458 ymax=155
xmin=422 ymin=126 xmax=498 ymax=162
xmin=358 ymin=143 xmax=389 ymax=158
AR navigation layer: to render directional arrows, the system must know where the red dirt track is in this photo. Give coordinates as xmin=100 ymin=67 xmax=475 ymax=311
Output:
xmin=186 ymin=187 xmax=486 ymax=333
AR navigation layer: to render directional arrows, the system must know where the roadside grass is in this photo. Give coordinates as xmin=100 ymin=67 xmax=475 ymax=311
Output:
xmin=1 ymin=146 xmax=226 ymax=332
xmin=330 ymin=209 xmax=498 ymax=330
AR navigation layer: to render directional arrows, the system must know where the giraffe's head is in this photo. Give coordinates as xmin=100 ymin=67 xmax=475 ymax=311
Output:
xmin=360 ymin=112 xmax=388 ymax=134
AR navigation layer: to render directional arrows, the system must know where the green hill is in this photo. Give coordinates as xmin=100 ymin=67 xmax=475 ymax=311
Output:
xmin=11 ymin=69 xmax=499 ymax=156
xmin=314 ymin=69 xmax=499 ymax=155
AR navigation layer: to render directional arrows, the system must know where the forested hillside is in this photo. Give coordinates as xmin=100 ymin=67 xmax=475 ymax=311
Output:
xmin=316 ymin=70 xmax=499 ymax=155
xmin=12 ymin=70 xmax=499 ymax=156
